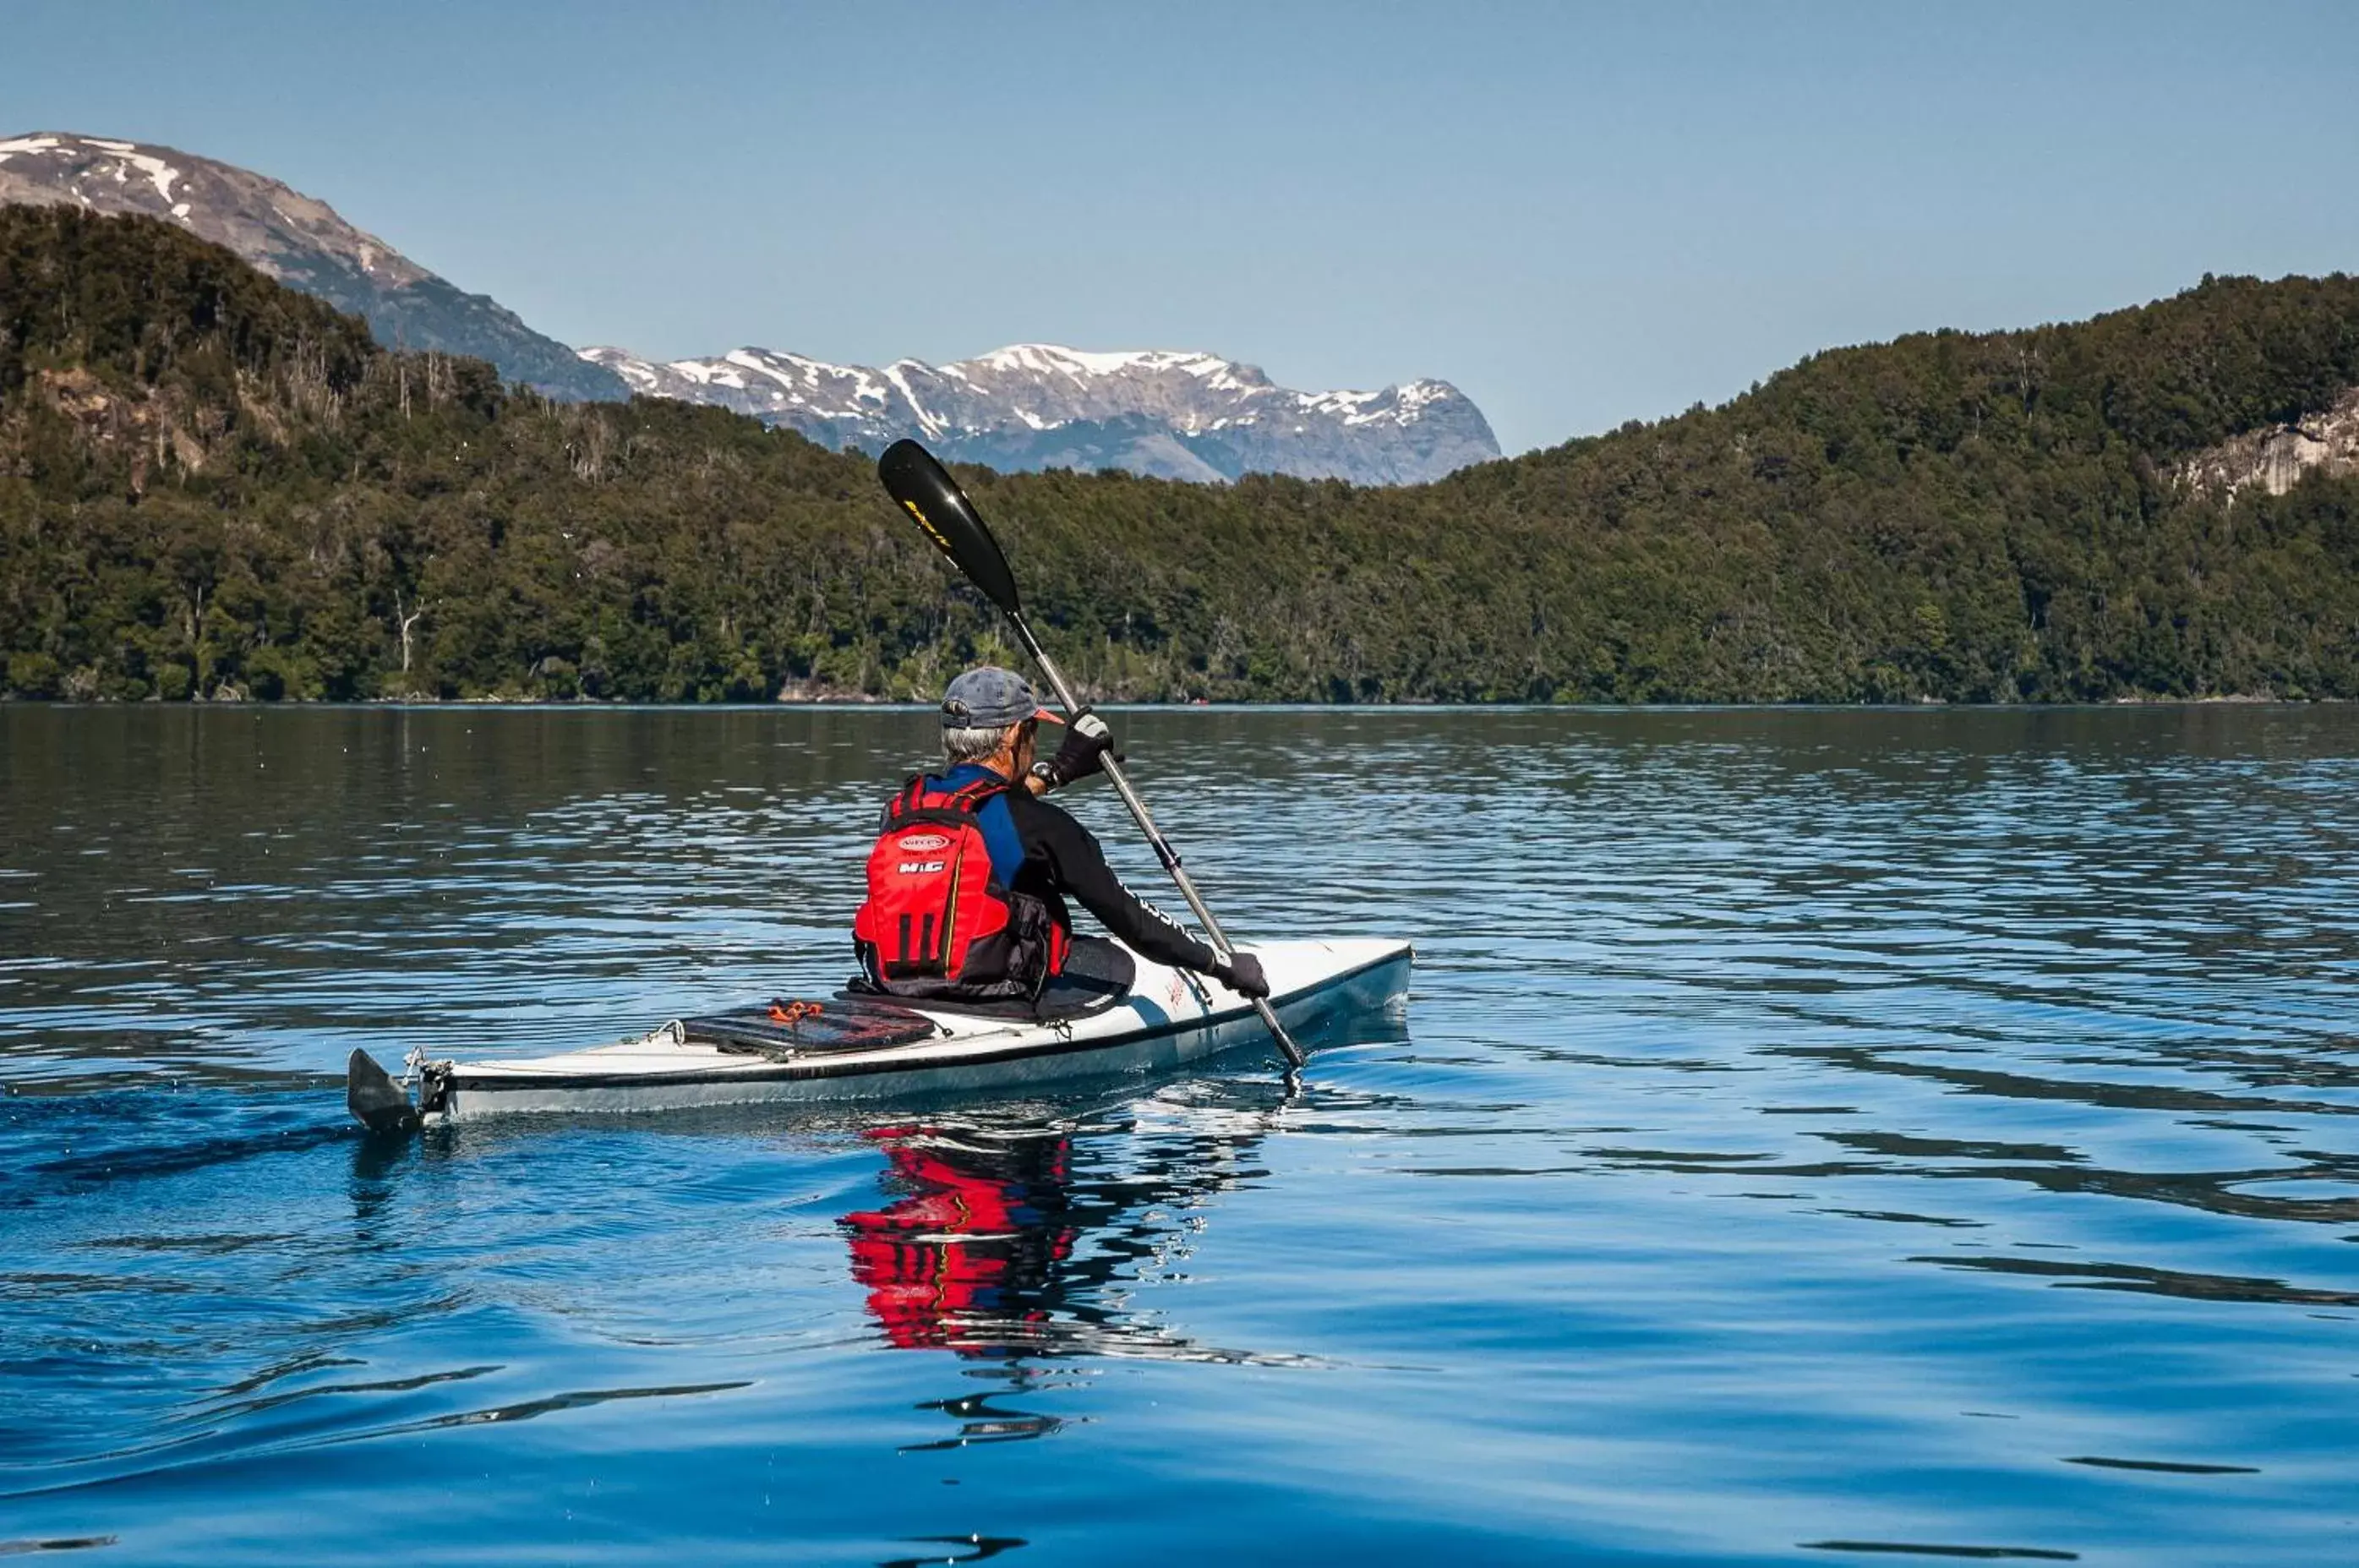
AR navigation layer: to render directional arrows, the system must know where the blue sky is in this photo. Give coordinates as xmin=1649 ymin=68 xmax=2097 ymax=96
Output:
xmin=7 ymin=0 xmax=2358 ymax=454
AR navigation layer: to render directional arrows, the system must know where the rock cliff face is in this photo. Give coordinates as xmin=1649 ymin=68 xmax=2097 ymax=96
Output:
xmin=579 ymin=341 xmax=1501 ymax=484
xmin=0 ymin=131 xmax=625 ymax=402
xmin=2177 ymin=386 xmax=2359 ymax=499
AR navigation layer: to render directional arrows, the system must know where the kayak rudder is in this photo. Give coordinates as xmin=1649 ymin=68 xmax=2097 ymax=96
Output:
xmin=347 ymin=1047 xmax=422 ymax=1135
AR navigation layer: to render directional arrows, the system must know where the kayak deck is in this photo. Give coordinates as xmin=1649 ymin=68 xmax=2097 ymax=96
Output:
xmin=358 ymin=937 xmax=1411 ymax=1125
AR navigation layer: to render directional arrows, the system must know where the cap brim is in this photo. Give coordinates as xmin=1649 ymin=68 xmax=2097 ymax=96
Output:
xmin=1032 ymin=707 xmax=1064 ymax=724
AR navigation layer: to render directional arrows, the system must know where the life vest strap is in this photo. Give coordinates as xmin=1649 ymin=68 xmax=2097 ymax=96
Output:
xmin=883 ymin=773 xmax=1008 ymax=830
xmin=886 ymin=805 xmax=999 ymax=832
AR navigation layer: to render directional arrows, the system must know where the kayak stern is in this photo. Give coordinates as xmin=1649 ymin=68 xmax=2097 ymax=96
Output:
xmin=346 ymin=1048 xmax=421 ymax=1135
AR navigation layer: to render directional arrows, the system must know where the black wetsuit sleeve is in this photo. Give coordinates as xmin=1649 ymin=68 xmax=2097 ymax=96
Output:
xmin=1007 ymin=792 xmax=1220 ymax=974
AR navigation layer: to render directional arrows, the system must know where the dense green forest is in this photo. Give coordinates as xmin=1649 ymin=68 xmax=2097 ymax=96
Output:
xmin=3 ymin=206 xmax=2356 ymax=704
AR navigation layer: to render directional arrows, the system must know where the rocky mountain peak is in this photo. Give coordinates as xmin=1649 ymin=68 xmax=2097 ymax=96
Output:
xmin=0 ymin=131 xmax=622 ymax=402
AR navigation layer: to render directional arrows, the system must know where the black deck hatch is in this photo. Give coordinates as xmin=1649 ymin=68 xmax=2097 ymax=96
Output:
xmin=681 ymin=997 xmax=940 ymax=1059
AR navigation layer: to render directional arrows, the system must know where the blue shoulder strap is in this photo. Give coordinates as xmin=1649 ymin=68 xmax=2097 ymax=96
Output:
xmin=931 ymin=766 xmax=1026 ymax=883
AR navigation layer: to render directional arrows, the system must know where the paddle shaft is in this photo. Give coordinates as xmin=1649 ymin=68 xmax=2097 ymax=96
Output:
xmin=1008 ymin=616 xmax=1307 ymax=1068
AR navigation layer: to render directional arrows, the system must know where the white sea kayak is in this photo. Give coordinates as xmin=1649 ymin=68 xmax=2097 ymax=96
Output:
xmin=346 ymin=937 xmax=1412 ymax=1128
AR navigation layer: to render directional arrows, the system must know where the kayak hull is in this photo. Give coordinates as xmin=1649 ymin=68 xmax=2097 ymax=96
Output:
xmin=383 ymin=937 xmax=1410 ymax=1124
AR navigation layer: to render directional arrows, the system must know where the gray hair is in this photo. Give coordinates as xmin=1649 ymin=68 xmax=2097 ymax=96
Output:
xmin=942 ymin=722 xmax=1018 ymax=766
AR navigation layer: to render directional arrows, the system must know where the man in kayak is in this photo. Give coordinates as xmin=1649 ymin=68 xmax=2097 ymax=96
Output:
xmin=853 ymin=666 xmax=1268 ymax=1008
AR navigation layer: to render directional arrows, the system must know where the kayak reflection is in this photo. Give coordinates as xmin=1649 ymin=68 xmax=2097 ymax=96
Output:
xmin=838 ymin=1111 xmax=1307 ymax=1365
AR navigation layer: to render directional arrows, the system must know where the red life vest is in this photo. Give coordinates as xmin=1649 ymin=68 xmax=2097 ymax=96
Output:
xmin=852 ymin=773 xmax=1070 ymax=1000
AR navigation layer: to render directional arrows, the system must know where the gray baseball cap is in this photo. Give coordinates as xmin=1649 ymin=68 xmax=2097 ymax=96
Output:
xmin=940 ymin=666 xmax=1062 ymax=729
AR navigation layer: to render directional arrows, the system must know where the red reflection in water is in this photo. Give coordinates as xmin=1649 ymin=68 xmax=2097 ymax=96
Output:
xmin=841 ymin=1125 xmax=1079 ymax=1354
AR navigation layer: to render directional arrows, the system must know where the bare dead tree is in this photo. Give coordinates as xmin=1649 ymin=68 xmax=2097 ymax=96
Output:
xmin=394 ymin=589 xmax=429 ymax=675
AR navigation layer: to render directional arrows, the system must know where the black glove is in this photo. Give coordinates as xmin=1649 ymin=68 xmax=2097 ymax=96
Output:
xmin=1213 ymin=951 xmax=1270 ymax=999
xmin=1040 ymin=708 xmax=1121 ymax=788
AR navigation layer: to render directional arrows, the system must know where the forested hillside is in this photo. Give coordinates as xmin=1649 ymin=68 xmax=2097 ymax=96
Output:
xmin=4 ymin=207 xmax=2356 ymax=704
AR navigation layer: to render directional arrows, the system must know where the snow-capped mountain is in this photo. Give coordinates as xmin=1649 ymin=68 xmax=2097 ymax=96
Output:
xmin=0 ymin=131 xmax=624 ymax=402
xmin=580 ymin=341 xmax=1500 ymax=484
xmin=0 ymin=131 xmax=1499 ymax=483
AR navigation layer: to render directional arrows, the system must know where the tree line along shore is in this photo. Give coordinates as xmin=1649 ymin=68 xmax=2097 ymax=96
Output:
xmin=3 ymin=206 xmax=2356 ymax=707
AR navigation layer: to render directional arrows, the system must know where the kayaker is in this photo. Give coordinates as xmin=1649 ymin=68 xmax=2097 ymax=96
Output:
xmin=853 ymin=666 xmax=1268 ymax=1007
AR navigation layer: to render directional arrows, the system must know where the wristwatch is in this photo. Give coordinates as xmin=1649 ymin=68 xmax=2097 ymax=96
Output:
xmin=1029 ymin=760 xmax=1059 ymax=789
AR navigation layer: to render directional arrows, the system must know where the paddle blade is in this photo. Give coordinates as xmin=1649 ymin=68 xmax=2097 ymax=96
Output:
xmin=876 ymin=440 xmax=1022 ymax=616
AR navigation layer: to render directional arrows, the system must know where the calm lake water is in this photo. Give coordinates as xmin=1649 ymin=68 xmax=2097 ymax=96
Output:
xmin=3 ymin=705 xmax=2356 ymax=1565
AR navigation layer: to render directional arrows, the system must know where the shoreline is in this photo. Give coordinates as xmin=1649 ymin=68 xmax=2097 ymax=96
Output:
xmin=2 ymin=694 xmax=2345 ymax=713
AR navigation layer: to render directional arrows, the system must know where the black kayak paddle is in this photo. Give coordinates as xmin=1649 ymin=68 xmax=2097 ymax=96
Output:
xmin=876 ymin=439 xmax=1307 ymax=1071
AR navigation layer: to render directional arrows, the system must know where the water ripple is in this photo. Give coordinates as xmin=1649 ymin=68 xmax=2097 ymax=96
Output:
xmin=3 ymin=707 xmax=2358 ymax=1563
